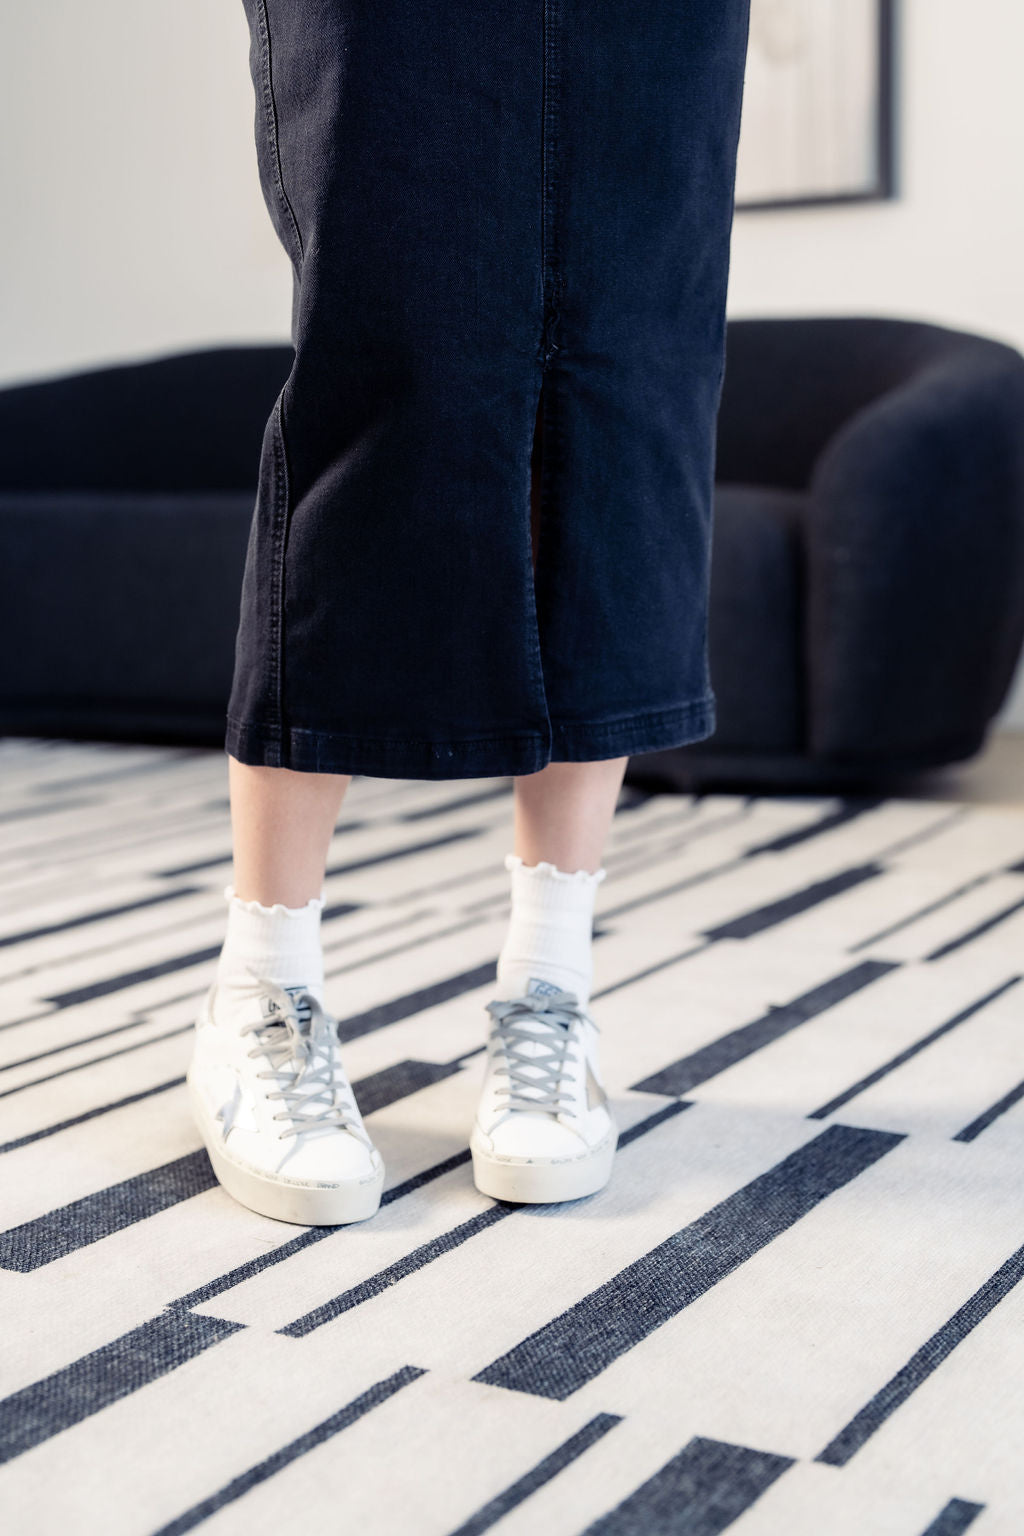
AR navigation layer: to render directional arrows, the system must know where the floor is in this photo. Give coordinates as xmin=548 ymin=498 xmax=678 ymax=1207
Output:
xmin=1 ymin=735 xmax=1023 ymax=1535
xmin=897 ymin=728 xmax=1024 ymax=809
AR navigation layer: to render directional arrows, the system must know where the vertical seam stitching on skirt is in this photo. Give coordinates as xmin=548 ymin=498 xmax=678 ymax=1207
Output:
xmin=269 ymin=391 xmax=292 ymax=757
xmin=256 ymin=0 xmax=304 ymax=270
xmin=540 ymin=0 xmax=565 ymax=364
xmin=534 ymin=368 xmax=568 ymax=746
xmin=524 ymin=374 xmax=553 ymax=748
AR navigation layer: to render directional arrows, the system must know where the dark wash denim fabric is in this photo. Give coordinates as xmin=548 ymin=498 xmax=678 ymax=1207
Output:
xmin=226 ymin=0 xmax=752 ymax=780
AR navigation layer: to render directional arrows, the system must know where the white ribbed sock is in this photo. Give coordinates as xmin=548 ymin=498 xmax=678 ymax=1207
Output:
xmin=213 ymin=883 xmax=326 ymax=1025
xmin=494 ymin=853 xmax=606 ymax=1009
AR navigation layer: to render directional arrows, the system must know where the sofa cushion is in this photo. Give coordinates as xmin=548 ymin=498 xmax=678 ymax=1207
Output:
xmin=0 ymin=491 xmax=252 ymax=742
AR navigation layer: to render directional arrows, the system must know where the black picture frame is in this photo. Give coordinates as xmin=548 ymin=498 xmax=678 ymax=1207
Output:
xmin=735 ymin=0 xmax=898 ymax=213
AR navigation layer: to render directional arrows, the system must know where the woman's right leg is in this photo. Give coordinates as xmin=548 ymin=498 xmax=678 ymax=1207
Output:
xmin=213 ymin=759 xmax=349 ymax=1015
xmin=187 ymin=759 xmax=385 ymax=1227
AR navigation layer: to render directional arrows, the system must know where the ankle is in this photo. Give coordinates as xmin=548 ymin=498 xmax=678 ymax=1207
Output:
xmin=494 ymin=852 xmax=605 ymax=1008
xmin=215 ymin=884 xmax=326 ymax=1011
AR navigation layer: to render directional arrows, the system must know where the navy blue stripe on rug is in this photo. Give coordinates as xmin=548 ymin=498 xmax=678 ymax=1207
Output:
xmin=335 ymin=962 xmax=500 ymax=1043
xmin=0 ymin=885 xmax=202 ymax=950
xmin=1 ymin=1015 xmax=191 ymax=1073
xmin=633 ymin=961 xmax=895 ymax=1098
xmin=282 ymin=1206 xmax=513 ymax=1337
xmin=873 ymin=808 xmax=965 ymax=861
xmin=592 ymin=943 xmax=711 ymax=1003
xmin=0 ymin=1150 xmax=217 ymax=1271
xmin=0 ymin=794 xmax=95 ymax=825
xmin=849 ymin=872 xmax=991 ymax=953
xmin=809 ymin=976 xmax=1021 ymax=1121
xmin=324 ymin=828 xmax=482 ymax=879
xmin=592 ymin=810 xmax=755 ymax=922
xmin=616 ymin=1099 xmax=690 ymax=1148
xmin=401 ymin=784 xmax=511 ymax=821
xmin=320 ymin=900 xmax=363 ymax=922
xmin=474 ymin=1124 xmax=901 ymax=1400
xmin=36 ymin=748 xmax=199 ymax=794
xmin=46 ymin=946 xmax=224 ymax=1009
xmin=701 ymin=864 xmax=883 ymax=941
xmin=446 ymin=1414 xmax=623 ymax=1536
xmin=0 ymin=1057 xmax=481 ymax=1271
xmin=954 ymin=1076 xmax=1024 ymax=1143
xmin=351 ymin=1057 xmax=469 ymax=1116
xmin=926 ymin=895 xmax=1024 ymax=960
xmin=918 ymin=1498 xmax=985 ymax=1536
xmin=0 ymin=1076 xmax=186 ymax=1155
xmin=742 ymin=797 xmax=884 ymax=856
xmin=0 ymin=1311 xmax=242 ymax=1465
xmin=0 ymin=1024 xmax=192 ymax=1100
xmin=170 ymin=1149 xmax=474 ymax=1311
xmin=150 ymin=1366 xmax=425 ymax=1536
xmin=581 ymin=1436 xmax=793 ymax=1536
xmin=40 ymin=864 xmax=484 ymax=1014
xmin=280 ymin=1102 xmax=691 ymax=1339
xmin=162 ymin=841 xmax=366 ymax=880
xmin=816 ymin=1241 xmax=1024 ymax=1466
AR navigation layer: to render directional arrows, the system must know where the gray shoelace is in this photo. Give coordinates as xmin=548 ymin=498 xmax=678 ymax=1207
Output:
xmin=484 ymin=988 xmax=591 ymax=1115
xmin=237 ymin=971 xmax=370 ymax=1144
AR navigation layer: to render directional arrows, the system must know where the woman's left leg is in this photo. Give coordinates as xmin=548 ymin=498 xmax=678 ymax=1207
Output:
xmin=511 ymin=757 xmax=628 ymax=875
xmin=471 ymin=756 xmax=629 ymax=1204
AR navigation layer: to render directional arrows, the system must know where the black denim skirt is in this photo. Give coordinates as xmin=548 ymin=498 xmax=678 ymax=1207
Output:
xmin=226 ymin=0 xmax=752 ymax=779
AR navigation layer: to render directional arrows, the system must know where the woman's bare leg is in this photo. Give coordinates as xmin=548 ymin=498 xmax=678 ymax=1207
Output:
xmin=189 ymin=758 xmax=384 ymax=1227
xmin=227 ymin=758 xmax=351 ymax=905
xmin=511 ymin=757 xmax=629 ymax=872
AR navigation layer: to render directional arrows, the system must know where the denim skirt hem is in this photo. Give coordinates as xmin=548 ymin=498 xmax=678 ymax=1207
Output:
xmin=224 ymin=693 xmax=715 ymax=781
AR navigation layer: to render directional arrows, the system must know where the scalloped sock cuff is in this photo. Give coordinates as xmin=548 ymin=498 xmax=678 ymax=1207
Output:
xmin=494 ymin=853 xmax=606 ymax=1008
xmin=215 ymin=883 xmax=326 ymax=1007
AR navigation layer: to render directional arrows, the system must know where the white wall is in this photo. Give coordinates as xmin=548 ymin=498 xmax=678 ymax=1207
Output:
xmin=0 ymin=2 xmax=292 ymax=385
xmin=3 ymin=0 xmax=1023 ymax=725
xmin=729 ymin=0 xmax=1024 ymax=355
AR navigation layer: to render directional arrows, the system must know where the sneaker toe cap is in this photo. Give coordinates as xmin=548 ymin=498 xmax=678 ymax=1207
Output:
xmin=226 ymin=1126 xmax=379 ymax=1186
xmin=478 ymin=1113 xmax=588 ymax=1161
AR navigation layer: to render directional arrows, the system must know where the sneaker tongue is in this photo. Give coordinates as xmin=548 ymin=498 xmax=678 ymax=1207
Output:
xmin=525 ymin=976 xmax=571 ymax=1030
xmin=526 ymin=976 xmax=562 ymax=998
xmin=260 ymin=986 xmax=311 ymax=1021
xmin=256 ymin=988 xmax=318 ymax=1067
xmin=528 ymin=976 xmax=568 ymax=1001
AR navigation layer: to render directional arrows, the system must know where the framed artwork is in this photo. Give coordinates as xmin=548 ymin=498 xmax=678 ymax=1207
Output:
xmin=734 ymin=0 xmax=897 ymax=210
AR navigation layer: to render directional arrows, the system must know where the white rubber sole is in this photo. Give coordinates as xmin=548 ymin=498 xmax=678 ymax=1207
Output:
xmin=470 ymin=1127 xmax=617 ymax=1204
xmin=188 ymin=1078 xmax=384 ymax=1226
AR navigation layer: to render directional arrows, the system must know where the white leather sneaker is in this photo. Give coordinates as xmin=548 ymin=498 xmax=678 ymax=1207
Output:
xmin=187 ymin=972 xmax=384 ymax=1226
xmin=469 ymin=978 xmax=618 ymax=1203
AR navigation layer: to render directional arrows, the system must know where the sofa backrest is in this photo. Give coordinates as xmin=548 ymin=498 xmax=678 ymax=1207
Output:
xmin=716 ymin=316 xmax=1010 ymax=491
xmin=0 ymin=345 xmax=294 ymax=492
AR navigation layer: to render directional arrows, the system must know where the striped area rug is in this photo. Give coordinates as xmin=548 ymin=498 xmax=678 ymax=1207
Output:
xmin=1 ymin=738 xmax=1023 ymax=1536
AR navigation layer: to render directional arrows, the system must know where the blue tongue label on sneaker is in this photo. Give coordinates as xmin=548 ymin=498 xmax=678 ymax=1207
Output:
xmin=526 ymin=976 xmax=563 ymax=998
xmin=525 ymin=977 xmax=574 ymax=1029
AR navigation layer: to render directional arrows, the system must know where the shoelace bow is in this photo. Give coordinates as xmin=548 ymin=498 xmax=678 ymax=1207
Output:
xmin=484 ymin=987 xmax=593 ymax=1115
xmin=237 ymin=970 xmax=369 ymax=1144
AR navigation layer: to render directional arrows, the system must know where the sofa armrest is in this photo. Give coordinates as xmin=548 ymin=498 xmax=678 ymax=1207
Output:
xmin=804 ymin=346 xmax=1024 ymax=761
